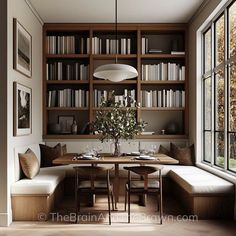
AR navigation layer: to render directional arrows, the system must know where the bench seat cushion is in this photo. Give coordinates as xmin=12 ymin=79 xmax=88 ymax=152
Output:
xmin=11 ymin=167 xmax=65 ymax=195
xmin=169 ymin=166 xmax=234 ymax=195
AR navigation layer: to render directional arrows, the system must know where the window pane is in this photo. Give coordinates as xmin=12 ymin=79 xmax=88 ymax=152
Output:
xmin=204 ymin=77 xmax=212 ymax=130
xmin=229 ymin=1 xmax=236 ymax=57
xmin=229 ymin=63 xmax=236 ymax=131
xmin=204 ymin=131 xmax=212 ymax=162
xmin=204 ymin=29 xmax=211 ymax=73
xmin=215 ymin=70 xmax=225 ymax=131
xmin=229 ymin=133 xmax=236 ymax=172
xmin=215 ymin=14 xmax=225 ymax=66
xmin=215 ymin=132 xmax=225 ymax=167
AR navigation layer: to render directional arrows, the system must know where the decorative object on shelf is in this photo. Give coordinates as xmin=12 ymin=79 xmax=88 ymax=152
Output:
xmin=92 ymin=92 xmax=147 ymax=156
xmin=48 ymin=123 xmax=61 ymax=134
xmin=71 ymin=120 xmax=78 ymax=134
xmin=13 ymin=18 xmax=32 ymax=78
xmin=165 ymin=121 xmax=179 ymax=134
xmin=93 ymin=0 xmax=138 ymax=82
xmin=58 ymin=115 xmax=74 ymax=134
xmin=13 ymin=82 xmax=32 ymax=136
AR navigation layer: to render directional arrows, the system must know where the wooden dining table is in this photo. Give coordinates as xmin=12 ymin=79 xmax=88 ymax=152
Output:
xmin=53 ymin=153 xmax=179 ymax=209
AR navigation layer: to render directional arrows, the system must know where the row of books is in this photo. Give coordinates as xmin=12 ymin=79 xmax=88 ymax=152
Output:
xmin=48 ymin=89 xmax=89 ymax=108
xmin=94 ymin=89 xmax=136 ymax=107
xmin=141 ymin=89 xmax=185 ymax=108
xmin=92 ymin=37 xmax=133 ymax=54
xmin=47 ymin=36 xmax=90 ymax=55
xmin=46 ymin=62 xmax=89 ymax=81
xmin=141 ymin=63 xmax=185 ymax=81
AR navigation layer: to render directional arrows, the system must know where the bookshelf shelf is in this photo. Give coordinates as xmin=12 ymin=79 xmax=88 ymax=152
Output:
xmin=46 ymin=54 xmax=89 ymax=59
xmin=92 ymin=54 xmax=137 ymax=59
xmin=140 ymin=107 xmax=185 ymax=111
xmin=46 ymin=80 xmax=89 ymax=84
xmin=140 ymin=80 xmax=185 ymax=85
xmin=46 ymin=107 xmax=89 ymax=111
xmin=140 ymin=54 xmax=185 ymax=59
xmin=43 ymin=23 xmax=188 ymax=139
xmin=92 ymin=80 xmax=137 ymax=85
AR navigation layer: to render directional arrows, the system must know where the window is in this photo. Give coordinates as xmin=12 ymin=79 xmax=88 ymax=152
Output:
xmin=202 ymin=0 xmax=236 ymax=174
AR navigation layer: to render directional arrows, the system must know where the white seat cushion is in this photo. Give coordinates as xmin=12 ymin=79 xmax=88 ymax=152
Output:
xmin=168 ymin=166 xmax=234 ymax=195
xmin=11 ymin=167 xmax=65 ymax=195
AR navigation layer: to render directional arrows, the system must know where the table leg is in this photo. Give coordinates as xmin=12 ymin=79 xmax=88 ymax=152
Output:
xmin=114 ymin=164 xmax=119 ymax=210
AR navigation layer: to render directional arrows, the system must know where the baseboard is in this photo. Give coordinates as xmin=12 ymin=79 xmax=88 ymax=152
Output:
xmin=0 ymin=211 xmax=12 ymax=227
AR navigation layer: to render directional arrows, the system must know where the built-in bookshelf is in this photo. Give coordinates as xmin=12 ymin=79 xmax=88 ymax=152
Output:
xmin=43 ymin=23 xmax=188 ymax=139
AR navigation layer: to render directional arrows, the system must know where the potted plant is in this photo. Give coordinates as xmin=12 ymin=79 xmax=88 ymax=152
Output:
xmin=92 ymin=92 xmax=147 ymax=156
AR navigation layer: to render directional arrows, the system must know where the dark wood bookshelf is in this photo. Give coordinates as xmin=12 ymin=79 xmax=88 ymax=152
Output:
xmin=43 ymin=23 xmax=188 ymax=140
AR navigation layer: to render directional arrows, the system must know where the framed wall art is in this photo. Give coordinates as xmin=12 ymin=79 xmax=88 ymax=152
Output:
xmin=13 ymin=18 xmax=32 ymax=78
xmin=13 ymin=82 xmax=32 ymax=136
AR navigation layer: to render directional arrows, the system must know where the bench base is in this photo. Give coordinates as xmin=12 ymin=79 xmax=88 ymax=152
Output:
xmin=171 ymin=179 xmax=234 ymax=219
xmin=11 ymin=182 xmax=64 ymax=221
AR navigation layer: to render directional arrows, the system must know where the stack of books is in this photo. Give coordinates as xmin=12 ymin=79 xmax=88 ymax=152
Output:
xmin=92 ymin=37 xmax=132 ymax=54
xmin=46 ymin=62 xmax=89 ymax=80
xmin=141 ymin=89 xmax=185 ymax=108
xmin=48 ymin=89 xmax=89 ymax=108
xmin=47 ymin=35 xmax=90 ymax=54
xmin=141 ymin=63 xmax=185 ymax=81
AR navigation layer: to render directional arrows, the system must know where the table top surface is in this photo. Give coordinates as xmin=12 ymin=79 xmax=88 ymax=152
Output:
xmin=53 ymin=153 xmax=179 ymax=165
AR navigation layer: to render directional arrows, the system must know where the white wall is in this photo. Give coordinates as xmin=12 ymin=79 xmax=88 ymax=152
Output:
xmin=0 ymin=0 xmax=43 ymax=226
xmin=0 ymin=0 xmax=8 ymax=227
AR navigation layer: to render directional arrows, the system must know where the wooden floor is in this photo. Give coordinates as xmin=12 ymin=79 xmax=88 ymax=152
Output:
xmin=1 ymin=195 xmax=236 ymax=236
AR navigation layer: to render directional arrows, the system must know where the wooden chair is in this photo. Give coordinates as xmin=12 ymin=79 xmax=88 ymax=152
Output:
xmin=73 ymin=166 xmax=114 ymax=224
xmin=124 ymin=166 xmax=163 ymax=224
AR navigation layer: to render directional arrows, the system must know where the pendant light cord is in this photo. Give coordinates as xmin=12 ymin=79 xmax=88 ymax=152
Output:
xmin=115 ymin=0 xmax=118 ymax=63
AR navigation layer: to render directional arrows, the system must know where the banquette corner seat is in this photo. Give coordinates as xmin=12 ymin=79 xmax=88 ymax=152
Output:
xmin=11 ymin=143 xmax=235 ymax=221
xmin=11 ymin=143 xmax=72 ymax=221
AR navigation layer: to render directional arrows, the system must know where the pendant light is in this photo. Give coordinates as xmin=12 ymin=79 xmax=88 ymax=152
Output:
xmin=93 ymin=0 xmax=138 ymax=82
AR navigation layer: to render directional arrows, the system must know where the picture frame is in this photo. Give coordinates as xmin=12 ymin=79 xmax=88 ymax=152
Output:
xmin=58 ymin=115 xmax=74 ymax=134
xmin=13 ymin=82 xmax=32 ymax=136
xmin=13 ymin=18 xmax=32 ymax=78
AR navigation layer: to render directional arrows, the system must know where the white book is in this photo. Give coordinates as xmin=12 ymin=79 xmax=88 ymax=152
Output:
xmin=182 ymin=91 xmax=185 ymax=107
xmin=153 ymin=90 xmax=157 ymax=107
xmin=158 ymin=90 xmax=162 ymax=107
xmin=99 ymin=39 xmax=102 ymax=54
xmin=141 ymin=64 xmax=144 ymax=81
xmin=176 ymin=90 xmax=180 ymax=107
xmin=131 ymin=90 xmax=135 ymax=107
xmin=163 ymin=89 xmax=166 ymax=107
xmin=145 ymin=38 xmax=148 ymax=54
xmin=141 ymin=37 xmax=145 ymax=54
xmin=46 ymin=64 xmax=49 ymax=80
xmin=181 ymin=66 xmax=185 ymax=81
xmin=106 ymin=39 xmax=110 ymax=54
xmin=92 ymin=37 xmax=95 ymax=54
xmin=127 ymin=38 xmax=131 ymax=54
xmin=94 ymin=89 xmax=97 ymax=107
xmin=87 ymin=37 xmax=90 ymax=54
xmin=166 ymin=90 xmax=170 ymax=108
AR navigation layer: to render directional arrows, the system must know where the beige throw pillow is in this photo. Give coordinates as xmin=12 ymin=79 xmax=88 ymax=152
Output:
xmin=19 ymin=149 xmax=40 ymax=179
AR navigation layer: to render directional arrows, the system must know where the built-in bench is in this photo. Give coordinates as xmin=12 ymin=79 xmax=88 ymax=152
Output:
xmin=11 ymin=144 xmax=235 ymax=220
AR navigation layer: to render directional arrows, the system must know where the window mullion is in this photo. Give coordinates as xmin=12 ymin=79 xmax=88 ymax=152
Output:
xmin=224 ymin=7 xmax=228 ymax=171
xmin=211 ymin=21 xmax=215 ymax=167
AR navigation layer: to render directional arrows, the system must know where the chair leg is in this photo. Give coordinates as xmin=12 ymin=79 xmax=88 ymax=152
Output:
xmin=75 ymin=188 xmax=78 ymax=223
xmin=108 ymin=188 xmax=111 ymax=225
xmin=157 ymin=193 xmax=159 ymax=212
xmin=111 ymin=189 xmax=114 ymax=211
xmin=128 ymin=190 xmax=131 ymax=223
xmin=124 ymin=190 xmax=127 ymax=211
xmin=160 ymin=193 xmax=163 ymax=225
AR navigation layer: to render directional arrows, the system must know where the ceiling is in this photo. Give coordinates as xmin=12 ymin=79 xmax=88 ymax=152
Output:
xmin=28 ymin=0 xmax=205 ymax=23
